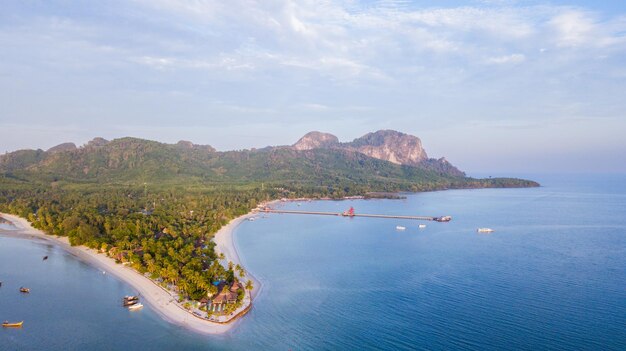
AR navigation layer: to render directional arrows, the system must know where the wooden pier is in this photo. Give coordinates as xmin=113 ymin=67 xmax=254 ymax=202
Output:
xmin=258 ymin=208 xmax=451 ymax=222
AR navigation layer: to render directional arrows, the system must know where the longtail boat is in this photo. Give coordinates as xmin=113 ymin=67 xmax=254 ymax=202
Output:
xmin=2 ymin=321 xmax=23 ymax=328
xmin=122 ymin=295 xmax=139 ymax=306
xmin=19 ymin=287 xmax=30 ymax=293
xmin=128 ymin=303 xmax=143 ymax=311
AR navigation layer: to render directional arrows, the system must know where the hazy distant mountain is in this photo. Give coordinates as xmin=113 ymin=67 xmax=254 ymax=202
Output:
xmin=0 ymin=132 xmax=537 ymax=191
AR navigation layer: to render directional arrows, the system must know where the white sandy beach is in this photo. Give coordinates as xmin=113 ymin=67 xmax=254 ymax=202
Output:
xmin=213 ymin=213 xmax=263 ymax=301
xmin=0 ymin=211 xmax=262 ymax=335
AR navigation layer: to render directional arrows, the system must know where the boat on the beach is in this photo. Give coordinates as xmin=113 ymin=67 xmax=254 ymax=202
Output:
xmin=477 ymin=228 xmax=494 ymax=233
xmin=2 ymin=321 xmax=23 ymax=328
xmin=396 ymin=226 xmax=406 ymax=231
xmin=19 ymin=287 xmax=30 ymax=293
xmin=128 ymin=303 xmax=143 ymax=311
xmin=418 ymin=224 xmax=427 ymax=229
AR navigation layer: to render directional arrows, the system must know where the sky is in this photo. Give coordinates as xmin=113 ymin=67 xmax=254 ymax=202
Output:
xmin=1 ymin=0 xmax=625 ymax=173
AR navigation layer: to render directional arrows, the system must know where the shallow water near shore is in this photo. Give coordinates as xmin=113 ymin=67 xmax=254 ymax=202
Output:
xmin=2 ymin=174 xmax=626 ymax=350
xmin=0 ymin=223 xmax=16 ymax=231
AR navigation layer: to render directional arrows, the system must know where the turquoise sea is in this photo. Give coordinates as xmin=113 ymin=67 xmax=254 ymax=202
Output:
xmin=1 ymin=174 xmax=626 ymax=350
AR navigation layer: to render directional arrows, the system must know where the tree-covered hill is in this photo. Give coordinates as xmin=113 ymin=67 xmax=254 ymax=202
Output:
xmin=0 ymin=135 xmax=538 ymax=192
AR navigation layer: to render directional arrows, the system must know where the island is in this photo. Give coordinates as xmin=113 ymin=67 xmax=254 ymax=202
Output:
xmin=0 ymin=130 xmax=538 ymax=334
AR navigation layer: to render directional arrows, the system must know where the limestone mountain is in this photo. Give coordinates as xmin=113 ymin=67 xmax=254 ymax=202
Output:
xmin=343 ymin=130 xmax=428 ymax=166
xmin=291 ymin=130 xmax=464 ymax=177
xmin=47 ymin=142 xmax=77 ymax=154
xmin=0 ymin=132 xmax=538 ymax=192
xmin=86 ymin=137 xmax=110 ymax=148
xmin=292 ymin=132 xmax=339 ymax=151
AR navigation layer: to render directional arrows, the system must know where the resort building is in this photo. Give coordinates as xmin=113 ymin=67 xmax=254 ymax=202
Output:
xmin=207 ymin=281 xmax=243 ymax=313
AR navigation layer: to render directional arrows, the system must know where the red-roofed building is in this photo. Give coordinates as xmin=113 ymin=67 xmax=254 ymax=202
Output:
xmin=208 ymin=281 xmax=243 ymax=313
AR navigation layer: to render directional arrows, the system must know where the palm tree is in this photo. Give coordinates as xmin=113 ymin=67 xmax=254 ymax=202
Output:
xmin=234 ymin=263 xmax=245 ymax=278
xmin=245 ymin=280 xmax=253 ymax=291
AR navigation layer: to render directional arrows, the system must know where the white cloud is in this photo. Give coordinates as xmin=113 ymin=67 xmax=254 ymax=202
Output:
xmin=132 ymin=56 xmax=174 ymax=70
xmin=132 ymin=0 xmax=223 ymax=19
xmin=550 ymin=10 xmax=596 ymax=47
xmin=549 ymin=10 xmax=626 ymax=49
xmin=486 ymin=53 xmax=526 ymax=64
xmin=130 ymin=55 xmax=255 ymax=71
xmin=402 ymin=7 xmax=535 ymax=38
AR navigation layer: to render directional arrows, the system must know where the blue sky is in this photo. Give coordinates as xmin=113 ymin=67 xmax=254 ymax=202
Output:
xmin=1 ymin=0 xmax=625 ymax=173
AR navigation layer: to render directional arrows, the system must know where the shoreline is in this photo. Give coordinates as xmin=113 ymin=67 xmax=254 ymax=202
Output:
xmin=0 ymin=193 xmax=459 ymax=334
xmin=0 ymin=209 xmax=264 ymax=335
xmin=214 ymin=213 xmax=263 ymax=301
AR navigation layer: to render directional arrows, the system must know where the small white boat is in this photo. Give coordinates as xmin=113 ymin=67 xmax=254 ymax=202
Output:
xmin=418 ymin=224 xmax=427 ymax=229
xmin=477 ymin=228 xmax=494 ymax=233
xmin=128 ymin=303 xmax=143 ymax=311
xmin=396 ymin=226 xmax=406 ymax=231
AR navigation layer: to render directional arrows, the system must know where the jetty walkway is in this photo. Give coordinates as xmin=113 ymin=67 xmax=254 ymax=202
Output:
xmin=258 ymin=208 xmax=451 ymax=222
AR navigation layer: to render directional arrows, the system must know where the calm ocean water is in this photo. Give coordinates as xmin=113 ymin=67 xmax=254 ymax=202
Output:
xmin=1 ymin=174 xmax=625 ymax=350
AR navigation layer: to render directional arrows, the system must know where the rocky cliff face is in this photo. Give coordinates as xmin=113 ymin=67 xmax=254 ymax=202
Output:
xmin=86 ymin=137 xmax=110 ymax=147
xmin=292 ymin=130 xmax=428 ymax=166
xmin=176 ymin=140 xmax=216 ymax=152
xmin=292 ymin=131 xmax=339 ymax=151
xmin=290 ymin=129 xmax=464 ymax=176
xmin=47 ymin=142 xmax=77 ymax=154
xmin=344 ymin=130 xmax=428 ymax=166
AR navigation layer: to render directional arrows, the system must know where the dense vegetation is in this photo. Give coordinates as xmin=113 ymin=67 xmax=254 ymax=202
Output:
xmin=0 ymin=186 xmax=266 ymax=300
xmin=0 ymin=137 xmax=538 ymax=301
